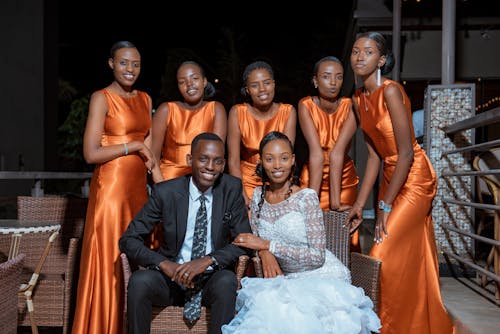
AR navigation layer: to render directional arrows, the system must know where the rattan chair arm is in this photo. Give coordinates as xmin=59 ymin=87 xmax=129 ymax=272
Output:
xmin=251 ymin=256 xmax=263 ymax=278
xmin=351 ymin=252 xmax=381 ymax=313
xmin=235 ymin=255 xmax=250 ymax=289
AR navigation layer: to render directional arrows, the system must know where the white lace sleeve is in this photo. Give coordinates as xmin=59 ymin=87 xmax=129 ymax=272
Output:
xmin=249 ymin=186 xmax=263 ymax=236
xmin=270 ymin=190 xmax=326 ymax=272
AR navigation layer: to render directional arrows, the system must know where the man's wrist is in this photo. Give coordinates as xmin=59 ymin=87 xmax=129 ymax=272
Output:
xmin=148 ymin=264 xmax=162 ymax=272
xmin=209 ymin=255 xmax=219 ymax=269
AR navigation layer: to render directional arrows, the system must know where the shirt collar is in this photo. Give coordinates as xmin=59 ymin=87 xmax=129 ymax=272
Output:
xmin=189 ymin=177 xmax=213 ymax=201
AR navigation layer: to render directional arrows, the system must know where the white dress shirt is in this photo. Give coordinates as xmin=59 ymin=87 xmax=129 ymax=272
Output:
xmin=176 ymin=177 xmax=214 ymax=269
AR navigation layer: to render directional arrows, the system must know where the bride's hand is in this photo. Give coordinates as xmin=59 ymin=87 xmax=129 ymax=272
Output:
xmin=258 ymin=250 xmax=283 ymax=278
xmin=233 ymin=233 xmax=270 ymax=251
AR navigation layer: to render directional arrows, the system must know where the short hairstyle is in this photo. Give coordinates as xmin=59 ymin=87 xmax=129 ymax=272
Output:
xmin=312 ymin=56 xmax=342 ymax=76
xmin=240 ymin=60 xmax=274 ymax=96
xmin=191 ymin=132 xmax=224 ymax=153
xmin=109 ymin=41 xmax=137 ymax=58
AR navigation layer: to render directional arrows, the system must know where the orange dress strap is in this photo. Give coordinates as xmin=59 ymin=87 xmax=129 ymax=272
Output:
xmin=159 ymin=101 xmax=216 ymax=180
xmin=236 ymin=103 xmax=294 ymax=199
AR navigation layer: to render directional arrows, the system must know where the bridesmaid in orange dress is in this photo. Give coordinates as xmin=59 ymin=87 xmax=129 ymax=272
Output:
xmin=347 ymin=32 xmax=455 ymax=333
xmin=149 ymin=61 xmax=226 ymax=248
xmin=152 ymin=60 xmax=227 ymax=180
xmin=298 ymin=56 xmax=360 ymax=251
xmin=227 ymin=61 xmax=297 ymax=209
xmin=72 ymin=41 xmax=158 ymax=334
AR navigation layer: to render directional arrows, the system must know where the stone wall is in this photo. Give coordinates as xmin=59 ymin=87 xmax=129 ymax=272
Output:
xmin=424 ymin=83 xmax=476 ymax=258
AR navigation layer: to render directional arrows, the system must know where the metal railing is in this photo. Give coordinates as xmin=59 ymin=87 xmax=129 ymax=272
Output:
xmin=0 ymin=171 xmax=92 ymax=197
xmin=440 ymin=106 xmax=500 ymax=305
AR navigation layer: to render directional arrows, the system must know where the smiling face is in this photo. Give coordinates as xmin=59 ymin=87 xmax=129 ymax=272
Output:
xmin=245 ymin=68 xmax=275 ymax=108
xmin=313 ymin=60 xmax=344 ymax=100
xmin=350 ymin=37 xmax=386 ymax=78
xmin=187 ymin=139 xmax=226 ymax=193
xmin=108 ymin=47 xmax=141 ymax=88
xmin=177 ymin=62 xmax=207 ymax=105
xmin=261 ymin=138 xmax=295 ymax=185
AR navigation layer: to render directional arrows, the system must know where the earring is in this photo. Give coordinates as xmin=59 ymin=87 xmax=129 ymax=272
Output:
xmin=376 ymin=66 xmax=381 ymax=86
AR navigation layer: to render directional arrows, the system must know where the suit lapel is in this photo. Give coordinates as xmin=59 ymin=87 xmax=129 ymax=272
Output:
xmin=211 ymin=178 xmax=224 ymax=247
xmin=176 ymin=176 xmax=190 ymax=251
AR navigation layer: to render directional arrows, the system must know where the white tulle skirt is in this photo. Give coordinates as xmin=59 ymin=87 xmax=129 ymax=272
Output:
xmin=222 ymin=274 xmax=381 ymax=334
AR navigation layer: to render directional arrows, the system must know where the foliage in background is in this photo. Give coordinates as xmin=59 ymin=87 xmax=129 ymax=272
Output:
xmin=57 ymin=94 xmax=90 ymax=170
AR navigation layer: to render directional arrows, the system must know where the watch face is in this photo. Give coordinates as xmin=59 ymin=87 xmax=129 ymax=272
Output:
xmin=379 ymin=200 xmax=391 ymax=212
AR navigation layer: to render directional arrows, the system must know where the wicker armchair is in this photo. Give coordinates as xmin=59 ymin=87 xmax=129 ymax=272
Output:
xmin=252 ymin=210 xmax=382 ymax=312
xmin=17 ymin=195 xmax=87 ymax=239
xmin=121 ymin=253 xmax=250 ymax=334
xmin=0 ymin=253 xmax=25 ymax=334
xmin=10 ymin=195 xmax=86 ymax=334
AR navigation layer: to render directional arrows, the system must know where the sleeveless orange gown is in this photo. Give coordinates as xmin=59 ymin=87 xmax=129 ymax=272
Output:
xmin=149 ymin=101 xmax=216 ymax=249
xmin=356 ymin=80 xmax=455 ymax=334
xmin=159 ymin=101 xmax=216 ymax=180
xmin=235 ymin=103 xmax=295 ymax=199
xmin=299 ymin=96 xmax=360 ymax=250
xmin=72 ymin=89 xmax=151 ymax=334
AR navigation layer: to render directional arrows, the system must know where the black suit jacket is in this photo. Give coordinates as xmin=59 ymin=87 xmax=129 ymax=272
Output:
xmin=119 ymin=173 xmax=252 ymax=270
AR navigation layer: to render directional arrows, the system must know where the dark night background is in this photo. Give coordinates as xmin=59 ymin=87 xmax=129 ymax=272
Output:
xmin=54 ymin=0 xmax=499 ymax=172
xmin=57 ymin=1 xmax=356 ymax=111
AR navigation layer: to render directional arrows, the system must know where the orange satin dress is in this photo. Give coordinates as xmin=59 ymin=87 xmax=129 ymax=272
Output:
xmin=72 ymin=89 xmax=151 ymax=334
xmin=236 ymin=103 xmax=295 ymax=199
xmin=159 ymin=101 xmax=216 ymax=180
xmin=356 ymin=80 xmax=454 ymax=334
xmin=299 ymin=96 xmax=359 ymax=208
xmin=299 ymin=96 xmax=360 ymax=250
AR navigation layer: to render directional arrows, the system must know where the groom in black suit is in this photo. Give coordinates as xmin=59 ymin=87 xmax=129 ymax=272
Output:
xmin=119 ymin=132 xmax=251 ymax=334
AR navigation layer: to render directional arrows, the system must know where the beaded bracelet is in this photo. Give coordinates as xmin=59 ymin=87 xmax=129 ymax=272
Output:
xmin=123 ymin=142 xmax=129 ymax=155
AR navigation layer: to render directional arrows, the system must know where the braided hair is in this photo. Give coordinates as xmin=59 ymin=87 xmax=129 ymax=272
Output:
xmin=254 ymin=131 xmax=298 ymax=218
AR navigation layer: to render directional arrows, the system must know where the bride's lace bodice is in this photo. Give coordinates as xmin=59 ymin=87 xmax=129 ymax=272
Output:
xmin=250 ymin=187 xmax=350 ymax=282
xmin=222 ymin=187 xmax=380 ymax=334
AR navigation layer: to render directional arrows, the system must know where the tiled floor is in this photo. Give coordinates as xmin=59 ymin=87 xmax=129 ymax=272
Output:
xmin=441 ymin=277 xmax=500 ymax=334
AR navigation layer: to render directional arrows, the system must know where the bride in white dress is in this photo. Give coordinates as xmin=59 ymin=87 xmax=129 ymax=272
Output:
xmin=222 ymin=131 xmax=381 ymax=334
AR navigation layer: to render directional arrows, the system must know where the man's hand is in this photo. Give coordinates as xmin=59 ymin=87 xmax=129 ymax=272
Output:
xmin=171 ymin=257 xmax=211 ymax=289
